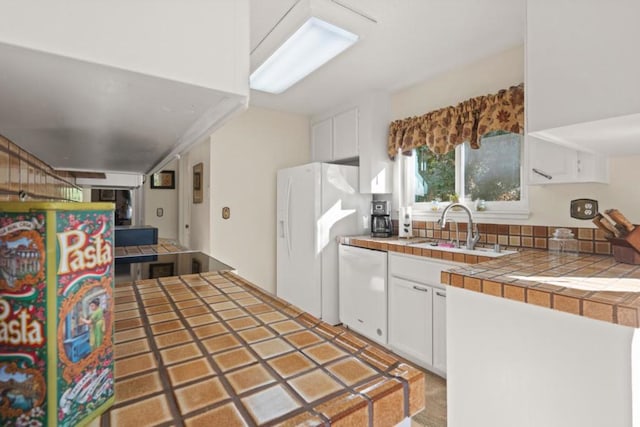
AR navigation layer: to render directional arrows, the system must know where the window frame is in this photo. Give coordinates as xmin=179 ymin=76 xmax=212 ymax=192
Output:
xmin=410 ymin=134 xmax=529 ymax=220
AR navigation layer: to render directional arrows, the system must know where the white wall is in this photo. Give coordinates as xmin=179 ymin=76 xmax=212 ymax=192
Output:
xmin=143 ymin=159 xmax=179 ymax=240
xmin=186 ymin=140 xmax=212 ymax=253
xmin=0 ymin=0 xmax=249 ymax=95
xmin=392 ymin=45 xmax=525 ymax=121
xmin=209 ymin=107 xmax=310 ymax=293
xmin=391 ymin=44 xmax=640 ymax=226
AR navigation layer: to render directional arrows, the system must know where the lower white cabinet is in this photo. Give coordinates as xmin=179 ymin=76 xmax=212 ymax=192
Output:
xmin=338 ymin=245 xmax=388 ymax=345
xmin=433 ymin=287 xmax=447 ymax=373
xmin=388 ymin=276 xmax=433 ymax=365
xmin=388 ymin=252 xmax=459 ymax=377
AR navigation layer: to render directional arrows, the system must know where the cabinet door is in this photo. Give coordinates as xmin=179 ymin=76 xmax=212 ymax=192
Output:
xmin=388 ymin=276 xmax=432 ymax=365
xmin=332 ymin=107 xmax=359 ymax=161
xmin=433 ymin=288 xmax=447 ymax=373
xmin=358 ymin=92 xmax=393 ymax=194
xmin=528 ymin=137 xmax=577 ymax=184
xmin=528 ymin=137 xmax=609 ymax=184
xmin=311 ymin=118 xmax=332 ymax=162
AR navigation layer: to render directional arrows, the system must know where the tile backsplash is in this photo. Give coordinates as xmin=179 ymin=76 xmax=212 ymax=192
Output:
xmin=392 ymin=220 xmax=611 ymax=256
xmin=0 ymin=135 xmax=82 ymax=201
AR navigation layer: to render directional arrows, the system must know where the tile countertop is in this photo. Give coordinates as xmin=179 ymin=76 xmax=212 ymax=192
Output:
xmin=341 ymin=236 xmax=640 ymax=328
xmin=97 ymin=270 xmax=424 ymax=427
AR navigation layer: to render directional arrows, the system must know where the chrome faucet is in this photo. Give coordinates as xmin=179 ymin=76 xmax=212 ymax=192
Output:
xmin=438 ymin=203 xmax=480 ymax=250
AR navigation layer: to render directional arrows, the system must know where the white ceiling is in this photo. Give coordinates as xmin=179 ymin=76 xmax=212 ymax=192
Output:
xmin=249 ymin=0 xmax=525 ymax=116
xmin=0 ymin=42 xmax=240 ymax=175
xmin=0 ymin=1 xmax=524 ymax=177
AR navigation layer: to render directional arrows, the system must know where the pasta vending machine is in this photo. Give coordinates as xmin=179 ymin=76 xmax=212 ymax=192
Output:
xmin=0 ymin=202 xmax=115 ymax=426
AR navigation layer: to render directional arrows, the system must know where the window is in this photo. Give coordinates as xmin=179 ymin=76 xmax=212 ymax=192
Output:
xmin=411 ymin=132 xmax=527 ymax=213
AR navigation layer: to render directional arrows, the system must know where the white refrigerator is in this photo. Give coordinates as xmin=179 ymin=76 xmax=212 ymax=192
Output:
xmin=276 ymin=163 xmax=371 ymax=325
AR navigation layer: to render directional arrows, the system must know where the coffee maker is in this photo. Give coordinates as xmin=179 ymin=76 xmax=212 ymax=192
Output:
xmin=371 ymin=200 xmax=392 ymax=237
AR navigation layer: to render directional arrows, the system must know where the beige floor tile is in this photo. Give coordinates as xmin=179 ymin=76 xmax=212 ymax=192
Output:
xmin=115 ymin=352 xmax=157 ymax=379
xmin=213 ymin=347 xmax=256 ymax=372
xmin=227 ymin=364 xmax=276 ymax=394
xmin=327 ymin=357 xmax=377 ymax=386
xmin=167 ymin=357 xmax=215 ymax=387
xmin=160 ymin=342 xmax=202 ymax=366
xmin=174 ymin=377 xmax=228 ymax=415
xmin=289 ymin=369 xmax=342 ymax=403
xmin=303 ymin=342 xmax=347 ymax=365
xmin=267 ymin=352 xmax=315 ymax=379
xmin=115 ymin=371 xmax=163 ymax=404
xmin=109 ymin=394 xmax=172 ymax=427
xmin=226 ymin=316 xmax=259 ymax=331
xmin=184 ymin=402 xmax=248 ymax=427
xmin=251 ymin=338 xmax=294 ymax=359
xmin=241 ymin=385 xmax=301 ymax=425
xmin=115 ymin=338 xmax=150 ymax=360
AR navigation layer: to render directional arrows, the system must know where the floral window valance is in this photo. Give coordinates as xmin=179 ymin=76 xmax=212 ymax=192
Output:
xmin=387 ymin=83 xmax=524 ymax=158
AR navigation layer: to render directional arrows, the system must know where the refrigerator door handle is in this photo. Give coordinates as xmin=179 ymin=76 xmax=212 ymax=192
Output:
xmin=285 ymin=178 xmax=292 ymax=257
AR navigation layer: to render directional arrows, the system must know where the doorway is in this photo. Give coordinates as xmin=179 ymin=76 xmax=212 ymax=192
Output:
xmin=91 ymin=189 xmax=133 ymax=226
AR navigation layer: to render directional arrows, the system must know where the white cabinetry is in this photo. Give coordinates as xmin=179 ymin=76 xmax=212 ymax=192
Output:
xmin=526 ymin=0 xmax=640 ymax=155
xmin=311 ymin=107 xmax=358 ymax=163
xmin=432 ymin=287 xmax=447 ymax=373
xmin=311 ymin=118 xmax=333 ymax=162
xmin=528 ymin=137 xmax=608 ymax=184
xmin=389 ymin=276 xmax=433 ymax=364
xmin=311 ymin=92 xmax=393 ymax=194
xmin=333 ymin=108 xmax=359 ymax=160
xmin=338 ymin=245 xmax=387 ymax=345
xmin=388 ymin=252 xmax=460 ymax=377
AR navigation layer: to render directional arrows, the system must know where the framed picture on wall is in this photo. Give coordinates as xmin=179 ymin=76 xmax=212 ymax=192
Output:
xmin=150 ymin=170 xmax=175 ymax=189
xmin=99 ymin=189 xmax=115 ymax=201
xmin=193 ymin=162 xmax=203 ymax=203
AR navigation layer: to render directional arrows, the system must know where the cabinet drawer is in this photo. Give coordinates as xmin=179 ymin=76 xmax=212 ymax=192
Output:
xmin=389 ymin=252 xmax=462 ymax=287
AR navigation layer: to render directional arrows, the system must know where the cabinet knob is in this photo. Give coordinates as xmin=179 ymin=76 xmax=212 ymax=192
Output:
xmin=436 ymin=291 xmax=446 ymax=297
xmin=413 ymin=285 xmax=429 ymax=292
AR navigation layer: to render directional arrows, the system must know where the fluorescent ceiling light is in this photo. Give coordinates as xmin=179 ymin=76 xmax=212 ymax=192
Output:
xmin=250 ymin=17 xmax=358 ymax=94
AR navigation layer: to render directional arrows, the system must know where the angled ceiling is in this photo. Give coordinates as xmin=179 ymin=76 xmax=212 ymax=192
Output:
xmin=249 ymin=0 xmax=525 ymax=115
xmin=0 ymin=42 xmax=239 ymax=175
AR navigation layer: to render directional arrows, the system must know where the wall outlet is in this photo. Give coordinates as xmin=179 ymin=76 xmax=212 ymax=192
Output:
xmin=570 ymin=199 xmax=598 ymax=220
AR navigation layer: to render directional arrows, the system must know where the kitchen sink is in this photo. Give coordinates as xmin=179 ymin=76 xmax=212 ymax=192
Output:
xmin=408 ymin=242 xmax=518 ymax=258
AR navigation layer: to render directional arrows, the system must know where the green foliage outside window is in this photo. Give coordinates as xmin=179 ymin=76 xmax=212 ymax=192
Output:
xmin=414 ymin=147 xmax=455 ymax=203
xmin=463 ymin=133 xmax=521 ymax=201
xmin=414 ymin=132 xmax=522 ymax=204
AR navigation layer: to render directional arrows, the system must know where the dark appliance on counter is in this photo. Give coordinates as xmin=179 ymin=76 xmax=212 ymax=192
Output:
xmin=371 ymin=200 xmax=392 ymax=237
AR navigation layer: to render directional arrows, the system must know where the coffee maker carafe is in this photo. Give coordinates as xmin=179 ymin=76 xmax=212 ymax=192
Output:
xmin=371 ymin=201 xmax=392 ymax=237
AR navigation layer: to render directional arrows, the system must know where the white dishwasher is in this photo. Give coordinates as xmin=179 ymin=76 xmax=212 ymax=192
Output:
xmin=338 ymin=244 xmax=388 ymax=345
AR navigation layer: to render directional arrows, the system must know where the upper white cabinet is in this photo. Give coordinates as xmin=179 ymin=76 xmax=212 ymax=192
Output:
xmin=311 ymin=118 xmax=334 ymax=163
xmin=311 ymin=107 xmax=359 ymax=163
xmin=528 ymin=137 xmax=608 ymax=184
xmin=311 ymin=92 xmax=393 ymax=194
xmin=526 ymin=0 xmax=640 ymax=156
xmin=333 ymin=108 xmax=359 ymax=160
xmin=358 ymin=93 xmax=393 ymax=194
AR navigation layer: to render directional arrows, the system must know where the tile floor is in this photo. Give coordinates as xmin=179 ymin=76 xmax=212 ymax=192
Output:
xmin=88 ymin=271 xmax=425 ymax=426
